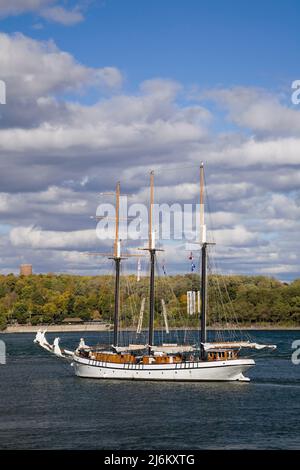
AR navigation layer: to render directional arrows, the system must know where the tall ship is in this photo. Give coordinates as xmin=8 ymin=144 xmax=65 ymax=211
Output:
xmin=35 ymin=164 xmax=276 ymax=381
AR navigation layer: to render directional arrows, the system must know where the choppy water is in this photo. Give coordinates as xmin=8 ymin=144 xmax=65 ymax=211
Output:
xmin=0 ymin=330 xmax=300 ymax=449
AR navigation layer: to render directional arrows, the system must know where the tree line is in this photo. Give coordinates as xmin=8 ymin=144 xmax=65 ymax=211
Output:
xmin=0 ymin=273 xmax=299 ymax=330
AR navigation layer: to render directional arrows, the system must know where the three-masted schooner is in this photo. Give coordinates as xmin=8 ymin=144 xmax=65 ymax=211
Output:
xmin=34 ymin=164 xmax=276 ymax=381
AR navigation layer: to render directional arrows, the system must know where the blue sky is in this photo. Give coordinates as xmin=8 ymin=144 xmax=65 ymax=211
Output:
xmin=0 ymin=0 xmax=300 ymax=280
xmin=2 ymin=0 xmax=300 ymax=92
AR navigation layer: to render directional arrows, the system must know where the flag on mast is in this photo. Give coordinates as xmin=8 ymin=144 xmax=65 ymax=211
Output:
xmin=188 ymin=252 xmax=195 ymax=272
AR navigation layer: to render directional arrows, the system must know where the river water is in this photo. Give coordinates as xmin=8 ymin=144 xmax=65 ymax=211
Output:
xmin=0 ymin=330 xmax=299 ymax=449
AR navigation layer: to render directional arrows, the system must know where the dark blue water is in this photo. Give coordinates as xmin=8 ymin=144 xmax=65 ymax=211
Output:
xmin=0 ymin=330 xmax=300 ymax=449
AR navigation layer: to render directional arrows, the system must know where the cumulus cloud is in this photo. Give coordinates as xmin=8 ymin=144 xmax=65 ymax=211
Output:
xmin=204 ymin=86 xmax=300 ymax=138
xmin=39 ymin=5 xmax=83 ymax=25
xmin=0 ymin=33 xmax=122 ymax=99
xmin=0 ymin=32 xmax=122 ymax=129
xmin=10 ymin=225 xmax=98 ymax=249
xmin=0 ymin=34 xmax=299 ymax=278
xmin=0 ymin=186 xmax=88 ymax=215
xmin=0 ymin=1 xmax=84 ymax=25
xmin=0 ymin=34 xmax=210 ymax=194
xmin=0 ymin=0 xmax=52 ymax=16
xmin=212 ymin=225 xmax=259 ymax=246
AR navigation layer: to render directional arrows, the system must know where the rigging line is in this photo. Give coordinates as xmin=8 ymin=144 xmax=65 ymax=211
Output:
xmin=201 ymin=180 xmax=228 ymax=341
xmin=105 ymin=162 xmax=202 ymax=189
xmin=105 ymin=259 xmax=115 ymax=347
xmin=133 ymin=257 xmax=146 ymax=337
xmin=208 ymin=242 xmax=250 ymax=341
xmin=154 ymin=258 xmax=166 ymax=346
xmin=203 ymin=173 xmax=253 ymax=343
xmin=136 ymin=255 xmax=151 ymax=342
xmin=221 ymin=274 xmax=253 ymax=342
xmin=205 ymin=176 xmax=246 ymax=342
xmin=206 ymin=257 xmax=219 ymax=340
xmin=155 ymin=258 xmax=170 ymax=344
xmin=151 ymin=163 xmax=203 ymax=174
xmin=124 ymin=270 xmax=141 ymax=344
xmin=121 ymin=263 xmax=134 ymax=347
xmin=208 ymin=250 xmax=238 ymax=341
xmin=118 ymin=262 xmax=124 ymax=346
xmin=221 ymin=277 xmax=251 ymax=341
xmin=156 ymin=256 xmax=195 ymax=346
xmin=154 ymin=257 xmax=162 ymax=343
xmin=155 ymin=256 xmax=163 ymax=344
xmin=155 ymin=257 xmax=182 ymax=345
xmin=206 ymin=255 xmax=222 ymax=342
xmin=208 ymin=256 xmax=231 ymax=342
xmin=184 ymin=268 xmax=199 ymax=345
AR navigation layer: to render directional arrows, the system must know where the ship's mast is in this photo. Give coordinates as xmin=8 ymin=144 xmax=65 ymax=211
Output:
xmin=110 ymin=182 xmax=121 ymax=347
xmin=200 ymin=163 xmax=207 ymax=360
xmin=148 ymin=170 xmax=156 ymax=355
xmin=92 ymin=182 xmax=141 ymax=349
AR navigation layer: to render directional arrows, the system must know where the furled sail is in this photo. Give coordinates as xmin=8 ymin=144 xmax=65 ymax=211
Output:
xmin=151 ymin=344 xmax=196 ymax=354
xmin=203 ymin=341 xmax=277 ymax=351
xmin=113 ymin=344 xmax=147 ymax=352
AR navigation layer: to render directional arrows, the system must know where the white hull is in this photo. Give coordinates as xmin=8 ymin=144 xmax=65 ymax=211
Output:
xmin=72 ymin=356 xmax=255 ymax=382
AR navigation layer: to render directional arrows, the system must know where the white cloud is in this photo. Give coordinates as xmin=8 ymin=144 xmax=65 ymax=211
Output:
xmin=0 ymin=33 xmax=122 ymax=100
xmin=0 ymin=33 xmax=299 ymax=278
xmin=0 ymin=0 xmax=52 ymax=16
xmin=206 ymin=182 xmax=254 ymax=201
xmin=259 ymin=265 xmax=299 ymax=274
xmin=0 ymin=1 xmax=84 ymax=25
xmin=204 ymin=86 xmax=300 ymax=137
xmin=40 ymin=6 xmax=83 ymax=25
xmin=212 ymin=225 xmax=258 ymax=246
xmin=0 ymin=32 xmax=122 ymax=130
xmin=10 ymin=226 xmax=97 ymax=249
xmin=203 ymin=136 xmax=300 ymax=168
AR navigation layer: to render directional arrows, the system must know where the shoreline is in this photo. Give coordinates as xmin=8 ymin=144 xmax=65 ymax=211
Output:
xmin=2 ymin=324 xmax=112 ymax=334
xmin=2 ymin=324 xmax=300 ymax=334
